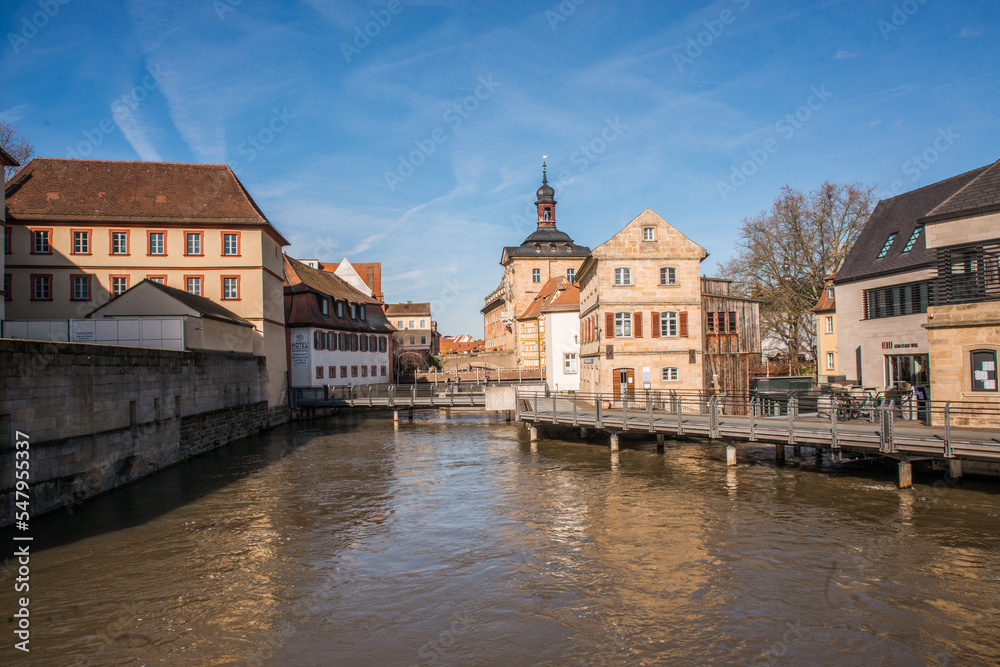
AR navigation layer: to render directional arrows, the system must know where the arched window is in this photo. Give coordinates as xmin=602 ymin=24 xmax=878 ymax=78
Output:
xmin=543 ymin=208 xmax=551 ymax=221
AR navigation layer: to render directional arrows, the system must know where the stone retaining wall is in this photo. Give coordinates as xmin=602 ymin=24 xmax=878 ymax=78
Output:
xmin=0 ymin=340 xmax=273 ymax=527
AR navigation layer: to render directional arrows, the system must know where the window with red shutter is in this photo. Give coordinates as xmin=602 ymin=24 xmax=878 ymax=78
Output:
xmin=605 ymin=312 xmax=614 ymax=338
xmin=634 ymin=312 xmax=642 ymax=338
xmin=679 ymin=311 xmax=689 ymax=337
xmin=651 ymin=312 xmax=660 ymax=338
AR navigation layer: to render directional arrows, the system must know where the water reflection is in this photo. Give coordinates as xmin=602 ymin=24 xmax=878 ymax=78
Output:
xmin=3 ymin=412 xmax=998 ymax=666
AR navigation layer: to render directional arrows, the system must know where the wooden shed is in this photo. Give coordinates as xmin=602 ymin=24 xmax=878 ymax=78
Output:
xmin=701 ymin=278 xmax=761 ymax=399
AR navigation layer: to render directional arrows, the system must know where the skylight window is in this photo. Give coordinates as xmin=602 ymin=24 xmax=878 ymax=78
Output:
xmin=877 ymin=233 xmax=898 ymax=259
xmin=901 ymin=225 xmax=923 ymax=253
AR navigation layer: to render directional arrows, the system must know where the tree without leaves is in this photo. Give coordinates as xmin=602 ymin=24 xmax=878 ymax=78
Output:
xmin=719 ymin=181 xmax=876 ymax=373
xmin=1 ymin=121 xmax=34 ymax=183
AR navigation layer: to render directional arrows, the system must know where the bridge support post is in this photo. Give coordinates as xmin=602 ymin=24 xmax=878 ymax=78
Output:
xmin=726 ymin=444 xmax=737 ymax=467
xmin=529 ymin=425 xmax=538 ymax=442
xmin=610 ymin=433 xmax=619 ymax=452
xmin=948 ymin=459 xmax=962 ymax=481
xmin=505 ymin=410 xmax=511 ymax=422
xmin=898 ymin=459 xmax=913 ymax=489
xmin=775 ymin=444 xmax=785 ymax=464
xmin=393 ymin=410 xmax=399 ymax=423
xmin=580 ymin=427 xmax=587 ymax=439
xmin=408 ymin=408 xmax=413 ymax=421
xmin=792 ymin=446 xmax=802 ymax=458
xmin=656 ymin=433 xmax=664 ymax=453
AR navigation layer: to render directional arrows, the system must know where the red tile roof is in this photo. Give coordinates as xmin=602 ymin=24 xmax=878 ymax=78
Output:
xmin=440 ymin=337 xmax=484 ymax=354
xmin=517 ymin=278 xmax=579 ymax=320
xmin=5 ymin=157 xmax=289 ymax=244
xmin=317 ymin=260 xmax=383 ymax=301
xmin=283 ymin=255 xmax=393 ymax=332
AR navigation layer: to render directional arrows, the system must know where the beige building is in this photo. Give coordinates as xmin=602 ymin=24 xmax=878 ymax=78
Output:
xmin=386 ymin=301 xmax=439 ymax=355
xmin=2 ymin=158 xmax=290 ymax=419
xmin=482 ymin=164 xmax=590 ymax=364
xmin=578 ymin=209 xmax=707 ymax=400
xmin=1 ymin=145 xmax=20 ymax=327
xmin=920 ymin=161 xmax=1000 ymax=426
xmin=812 ymin=275 xmax=841 ymax=383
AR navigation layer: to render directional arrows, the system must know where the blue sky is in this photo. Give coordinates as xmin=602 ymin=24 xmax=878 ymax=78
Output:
xmin=3 ymin=0 xmax=999 ymax=336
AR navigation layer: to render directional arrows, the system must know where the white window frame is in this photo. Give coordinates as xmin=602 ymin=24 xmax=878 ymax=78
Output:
xmin=111 ymin=276 xmax=128 ymax=297
xmin=149 ymin=232 xmax=164 ymax=255
xmin=660 ymin=267 xmax=676 ymax=285
xmin=223 ymin=277 xmax=238 ymax=300
xmin=566 ymin=268 xmax=575 ymax=282
xmin=614 ymin=268 xmax=632 ymax=286
xmin=825 ymin=316 xmax=834 ymax=334
xmin=72 ymin=276 xmax=89 ymax=300
xmin=826 ymin=352 xmax=835 ymax=370
xmin=615 ymin=312 xmax=632 ymax=337
xmin=186 ymin=276 xmax=201 ymax=295
xmin=111 ymin=232 xmax=128 ymax=255
xmin=420 ymin=319 xmax=426 ymax=328
xmin=643 ymin=227 xmax=655 ymax=241
xmin=662 ymin=367 xmax=679 ymax=381
xmin=73 ymin=231 xmax=89 ymax=254
xmin=223 ymin=233 xmax=238 ymax=256
xmin=564 ymin=353 xmax=578 ymax=374
xmin=661 ymin=311 xmax=678 ymax=337
xmin=33 ymin=276 xmax=50 ymax=299
xmin=186 ymin=233 xmax=201 ymax=255
xmin=33 ymin=230 xmax=50 ymax=254
xmin=532 ymin=268 xmax=541 ymax=283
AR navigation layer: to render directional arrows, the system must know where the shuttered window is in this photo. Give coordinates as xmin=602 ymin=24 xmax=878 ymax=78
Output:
xmin=679 ymin=311 xmax=689 ymax=337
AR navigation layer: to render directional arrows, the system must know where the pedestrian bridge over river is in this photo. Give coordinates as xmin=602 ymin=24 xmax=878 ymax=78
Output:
xmin=292 ymin=384 xmax=1000 ymax=487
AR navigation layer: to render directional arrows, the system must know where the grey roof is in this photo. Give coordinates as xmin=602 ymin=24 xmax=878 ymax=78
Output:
xmin=502 ymin=226 xmax=591 ymax=261
xmin=88 ymin=280 xmax=254 ymax=327
xmin=922 ymin=159 xmax=1000 ymax=222
xmin=836 ymin=164 xmax=991 ymax=284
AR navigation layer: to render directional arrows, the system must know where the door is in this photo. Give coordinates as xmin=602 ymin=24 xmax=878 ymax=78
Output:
xmin=613 ymin=368 xmax=635 ymax=403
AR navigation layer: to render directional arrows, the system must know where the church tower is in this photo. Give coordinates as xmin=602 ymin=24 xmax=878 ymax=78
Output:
xmin=482 ymin=161 xmax=591 ymax=359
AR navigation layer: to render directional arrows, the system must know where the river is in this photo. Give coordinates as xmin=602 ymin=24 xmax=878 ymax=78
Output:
xmin=3 ymin=411 xmax=999 ymax=666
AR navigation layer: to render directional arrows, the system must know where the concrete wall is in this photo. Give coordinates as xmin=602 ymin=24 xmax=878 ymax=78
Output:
xmin=0 ymin=339 xmax=272 ymax=527
xmin=545 ymin=310 xmax=580 ymax=392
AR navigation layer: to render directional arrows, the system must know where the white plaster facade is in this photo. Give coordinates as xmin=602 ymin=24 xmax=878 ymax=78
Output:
xmin=545 ymin=309 xmax=580 ymax=392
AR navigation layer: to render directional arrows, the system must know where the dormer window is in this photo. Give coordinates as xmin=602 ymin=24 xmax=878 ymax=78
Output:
xmin=902 ymin=225 xmax=923 ymax=253
xmin=360 ymin=305 xmax=366 ymax=320
xmin=877 ymin=233 xmax=897 ymax=259
xmin=321 ymin=298 xmax=329 ymax=316
xmin=350 ymin=303 xmax=357 ymax=319
xmin=827 ymin=286 xmax=834 ymax=300
xmin=337 ymin=301 xmax=344 ymax=317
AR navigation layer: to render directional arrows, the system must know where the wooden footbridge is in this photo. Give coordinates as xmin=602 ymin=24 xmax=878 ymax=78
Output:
xmin=515 ymin=389 xmax=1000 ymax=487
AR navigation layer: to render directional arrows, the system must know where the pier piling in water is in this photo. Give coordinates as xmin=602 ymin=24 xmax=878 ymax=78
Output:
xmin=775 ymin=445 xmax=785 ymax=464
xmin=726 ymin=444 xmax=737 ymax=467
xmin=610 ymin=433 xmax=619 ymax=451
xmin=899 ymin=460 xmax=913 ymax=489
xmin=656 ymin=433 xmax=665 ymax=453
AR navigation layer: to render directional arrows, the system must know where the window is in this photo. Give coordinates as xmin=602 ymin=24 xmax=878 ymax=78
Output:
xmin=362 ymin=366 xmax=368 ymax=377
xmin=614 ymin=268 xmax=632 ymax=285
xmin=337 ymin=301 xmax=344 ymax=317
xmin=727 ymin=311 xmax=737 ymax=333
xmin=564 ymin=353 xmax=578 ymax=374
xmin=532 ymin=268 xmax=541 ymax=283
xmin=706 ymin=312 xmax=715 ymax=333
xmin=186 ymin=276 xmax=202 ymax=296
xmin=398 ymin=320 xmax=404 ymax=328
xmin=3 ymin=226 xmax=9 ymax=254
xmin=420 ymin=319 xmax=426 ymax=328
xmin=661 ymin=311 xmax=678 ymax=337
xmin=660 ymin=267 xmax=676 ymax=285
xmin=327 ymin=332 xmax=336 ymax=350
xmin=329 ymin=366 xmax=336 ymax=378
xmin=186 ymin=232 xmax=202 ymax=256
xmin=32 ymin=229 xmax=51 ymax=254
xmin=863 ymin=281 xmax=933 ymax=319
xmin=148 ymin=232 xmax=165 ymax=255
xmin=877 ymin=233 xmax=897 ymax=259
xmin=970 ymin=350 xmax=997 ymax=392
xmin=371 ymin=365 xmax=377 ymax=376
xmin=31 ymin=275 xmax=51 ymax=300
xmin=351 ymin=304 xmax=358 ymax=319
xmin=643 ymin=227 xmax=655 ymax=241
xmin=379 ymin=337 xmax=387 ymax=353
xmin=902 ymin=225 xmax=923 ymax=253
xmin=825 ymin=316 xmax=834 ymax=334
xmin=420 ymin=335 xmax=427 ymax=345
xmin=351 ymin=366 xmax=358 ymax=377
xmin=826 ymin=352 xmax=835 ymax=370
xmin=111 ymin=276 xmax=129 ymax=297
xmin=340 ymin=366 xmax=348 ymax=378
xmin=408 ymin=319 xmax=415 ymax=328
xmin=321 ymin=299 xmax=329 ymax=315
xmin=223 ymin=233 xmax=239 ymax=256
xmin=381 ymin=366 xmax=387 ymax=377
xmin=71 ymin=275 xmax=91 ymax=301
xmin=222 ymin=276 xmax=239 ymax=300
xmin=662 ymin=367 xmax=679 ymax=381
xmin=72 ymin=230 xmax=90 ymax=255
xmin=314 ymin=331 xmax=325 ymax=350
xmin=3 ymin=274 xmax=10 ymax=301
xmin=316 ymin=366 xmax=324 ymax=379
xmin=360 ymin=306 xmax=366 ymax=320
xmin=409 ymin=336 xmax=415 ymax=345
xmin=615 ymin=312 xmax=632 ymax=337
xmin=566 ymin=268 xmax=575 ymax=282
xmin=360 ymin=335 xmax=368 ymax=352
xmin=147 ymin=276 xmax=166 ymax=285
xmin=827 ymin=285 xmax=835 ymax=300
xmin=111 ymin=230 xmax=129 ymax=255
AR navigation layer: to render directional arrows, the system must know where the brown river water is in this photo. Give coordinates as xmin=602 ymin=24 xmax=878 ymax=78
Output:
xmin=3 ymin=411 xmax=999 ymax=666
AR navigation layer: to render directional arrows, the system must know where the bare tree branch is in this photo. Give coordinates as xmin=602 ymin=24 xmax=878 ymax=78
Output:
xmin=0 ymin=121 xmax=34 ymax=183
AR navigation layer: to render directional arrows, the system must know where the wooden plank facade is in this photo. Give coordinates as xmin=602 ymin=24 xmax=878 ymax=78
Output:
xmin=701 ymin=278 xmax=761 ymax=398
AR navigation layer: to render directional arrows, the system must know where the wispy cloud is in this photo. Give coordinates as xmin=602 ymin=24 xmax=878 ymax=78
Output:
xmin=834 ymin=49 xmax=856 ymax=59
xmin=0 ymin=104 xmax=30 ymax=123
xmin=861 ymin=119 xmax=883 ymax=128
xmin=960 ymin=28 xmax=982 ymax=38
xmin=113 ymin=105 xmax=163 ymax=161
